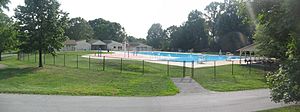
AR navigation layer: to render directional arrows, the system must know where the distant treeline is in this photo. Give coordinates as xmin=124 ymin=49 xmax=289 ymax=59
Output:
xmin=65 ymin=17 xmax=146 ymax=43
xmin=146 ymin=0 xmax=254 ymax=52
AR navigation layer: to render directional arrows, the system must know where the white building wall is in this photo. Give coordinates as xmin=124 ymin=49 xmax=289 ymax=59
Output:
xmin=62 ymin=45 xmax=76 ymax=51
xmin=75 ymin=40 xmax=91 ymax=51
xmin=107 ymin=43 xmax=123 ymax=51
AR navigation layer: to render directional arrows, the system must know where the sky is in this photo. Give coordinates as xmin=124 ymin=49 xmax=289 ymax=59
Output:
xmin=5 ymin=0 xmax=223 ymax=39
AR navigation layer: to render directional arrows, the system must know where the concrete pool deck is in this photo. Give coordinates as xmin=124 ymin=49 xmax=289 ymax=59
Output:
xmin=82 ymin=51 xmax=246 ymax=68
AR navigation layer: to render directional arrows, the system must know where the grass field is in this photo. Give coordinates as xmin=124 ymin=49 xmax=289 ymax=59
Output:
xmin=258 ymin=105 xmax=300 ymax=112
xmin=0 ymin=57 xmax=178 ymax=96
xmin=193 ymin=64 xmax=268 ymax=91
xmin=0 ymin=51 xmax=268 ymax=96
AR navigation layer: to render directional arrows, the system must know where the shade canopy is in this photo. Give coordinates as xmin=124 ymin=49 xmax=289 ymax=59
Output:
xmin=237 ymin=44 xmax=257 ymax=52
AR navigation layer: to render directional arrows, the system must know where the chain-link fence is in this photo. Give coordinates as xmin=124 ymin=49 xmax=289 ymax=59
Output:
xmin=18 ymin=52 xmax=275 ymax=80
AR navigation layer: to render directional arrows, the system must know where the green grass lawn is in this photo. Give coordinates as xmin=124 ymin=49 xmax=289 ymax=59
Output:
xmin=0 ymin=51 xmax=268 ymax=96
xmin=193 ymin=64 xmax=268 ymax=91
xmin=0 ymin=57 xmax=178 ymax=96
xmin=258 ymin=105 xmax=300 ymax=112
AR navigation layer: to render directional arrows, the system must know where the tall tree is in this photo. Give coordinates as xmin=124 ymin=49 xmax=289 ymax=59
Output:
xmin=65 ymin=17 xmax=94 ymax=40
xmin=0 ymin=0 xmax=17 ymax=61
xmin=252 ymin=0 xmax=300 ymax=103
xmin=88 ymin=18 xmax=126 ymax=42
xmin=214 ymin=0 xmax=252 ymax=52
xmin=204 ymin=2 xmax=225 ymax=43
xmin=146 ymin=23 xmax=165 ymax=49
xmin=164 ymin=25 xmax=178 ymax=51
xmin=204 ymin=2 xmax=225 ymax=50
xmin=169 ymin=10 xmax=208 ymax=52
xmin=169 ymin=26 xmax=184 ymax=51
xmin=126 ymin=35 xmax=137 ymax=42
xmin=185 ymin=10 xmax=209 ymax=51
xmin=15 ymin=0 xmax=68 ymax=67
xmin=126 ymin=35 xmax=146 ymax=44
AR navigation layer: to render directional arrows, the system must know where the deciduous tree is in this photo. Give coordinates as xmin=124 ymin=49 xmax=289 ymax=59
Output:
xmin=252 ymin=0 xmax=300 ymax=103
xmin=65 ymin=17 xmax=94 ymax=40
xmin=15 ymin=0 xmax=68 ymax=67
xmin=0 ymin=12 xmax=17 ymax=61
xmin=146 ymin=23 xmax=166 ymax=49
xmin=169 ymin=10 xmax=208 ymax=52
xmin=88 ymin=18 xmax=126 ymax=42
xmin=0 ymin=0 xmax=9 ymax=12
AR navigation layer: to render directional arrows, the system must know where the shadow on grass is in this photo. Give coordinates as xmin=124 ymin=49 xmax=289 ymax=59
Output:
xmin=0 ymin=67 xmax=38 ymax=80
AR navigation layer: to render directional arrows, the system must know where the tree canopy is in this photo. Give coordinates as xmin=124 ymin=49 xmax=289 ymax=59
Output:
xmin=65 ymin=17 xmax=94 ymax=40
xmin=0 ymin=0 xmax=9 ymax=12
xmin=251 ymin=0 xmax=300 ymax=103
xmin=0 ymin=0 xmax=17 ymax=61
xmin=148 ymin=10 xmax=209 ymax=52
xmin=127 ymin=35 xmax=146 ymax=44
xmin=88 ymin=18 xmax=126 ymax=42
xmin=146 ymin=23 xmax=165 ymax=49
xmin=206 ymin=0 xmax=253 ymax=52
xmin=15 ymin=0 xmax=68 ymax=67
xmin=146 ymin=0 xmax=254 ymax=52
xmin=171 ymin=10 xmax=208 ymax=52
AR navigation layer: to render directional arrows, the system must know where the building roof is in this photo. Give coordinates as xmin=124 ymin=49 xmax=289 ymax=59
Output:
xmin=237 ymin=44 xmax=257 ymax=52
xmin=76 ymin=40 xmax=90 ymax=44
xmin=64 ymin=40 xmax=76 ymax=45
xmin=103 ymin=40 xmax=122 ymax=45
xmin=76 ymin=40 xmax=86 ymax=42
xmin=88 ymin=39 xmax=106 ymax=45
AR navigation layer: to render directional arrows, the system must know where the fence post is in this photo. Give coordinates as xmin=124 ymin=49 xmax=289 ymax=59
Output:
xmin=183 ymin=61 xmax=186 ymax=78
xmin=77 ymin=55 xmax=79 ymax=69
xmin=18 ymin=52 xmax=21 ymax=60
xmin=249 ymin=56 xmax=252 ymax=75
xmin=35 ymin=52 xmax=37 ymax=63
xmin=53 ymin=55 xmax=55 ymax=65
xmin=232 ymin=61 xmax=234 ymax=76
xmin=64 ymin=54 xmax=66 ymax=67
xmin=17 ymin=52 xmax=20 ymax=60
xmin=249 ymin=61 xmax=252 ymax=75
xmin=142 ymin=60 xmax=145 ymax=75
xmin=44 ymin=53 xmax=46 ymax=64
xmin=103 ymin=56 xmax=105 ymax=71
xmin=23 ymin=53 xmax=25 ymax=61
xmin=192 ymin=61 xmax=194 ymax=78
xmin=120 ymin=58 xmax=123 ymax=73
xmin=214 ymin=61 xmax=216 ymax=79
xmin=27 ymin=53 xmax=29 ymax=61
xmin=263 ymin=61 xmax=267 ymax=75
xmin=89 ymin=56 xmax=91 ymax=70
xmin=167 ymin=61 xmax=170 ymax=76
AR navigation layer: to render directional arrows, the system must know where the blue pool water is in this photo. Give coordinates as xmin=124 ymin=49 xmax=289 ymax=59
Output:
xmin=136 ymin=51 xmax=240 ymax=62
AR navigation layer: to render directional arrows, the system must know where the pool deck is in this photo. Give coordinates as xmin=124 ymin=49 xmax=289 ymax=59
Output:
xmin=82 ymin=51 xmax=246 ymax=68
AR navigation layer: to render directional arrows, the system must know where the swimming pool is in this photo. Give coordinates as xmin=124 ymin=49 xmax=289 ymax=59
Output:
xmin=136 ymin=51 xmax=240 ymax=62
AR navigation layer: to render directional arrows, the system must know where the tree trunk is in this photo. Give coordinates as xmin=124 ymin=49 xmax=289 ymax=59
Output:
xmin=0 ymin=51 xmax=2 ymax=61
xmin=39 ymin=49 xmax=43 ymax=67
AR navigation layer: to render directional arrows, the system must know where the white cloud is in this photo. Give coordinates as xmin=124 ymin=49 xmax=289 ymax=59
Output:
xmin=6 ymin=0 xmax=223 ymax=38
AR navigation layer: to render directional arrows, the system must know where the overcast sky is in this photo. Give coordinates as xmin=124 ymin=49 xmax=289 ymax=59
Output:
xmin=5 ymin=0 xmax=223 ymax=39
